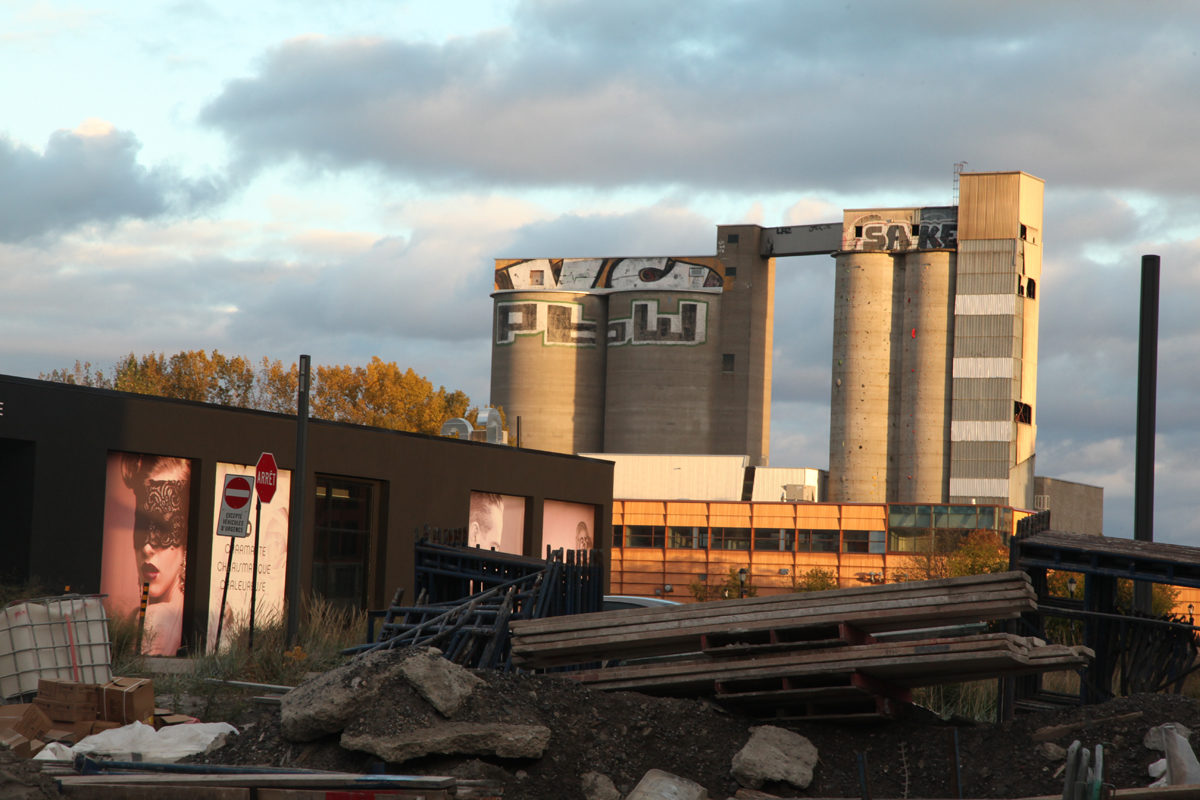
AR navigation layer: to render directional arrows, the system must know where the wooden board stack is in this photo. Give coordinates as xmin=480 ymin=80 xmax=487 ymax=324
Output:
xmin=510 ymin=571 xmax=1092 ymax=721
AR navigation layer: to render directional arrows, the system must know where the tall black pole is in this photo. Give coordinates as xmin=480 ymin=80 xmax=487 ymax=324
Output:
xmin=248 ymin=497 xmax=262 ymax=651
xmin=1133 ymin=255 xmax=1159 ymax=614
xmin=286 ymin=355 xmax=311 ymax=647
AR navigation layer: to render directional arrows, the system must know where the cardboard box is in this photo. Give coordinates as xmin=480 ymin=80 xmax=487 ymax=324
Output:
xmin=85 ymin=720 xmax=121 ymax=736
xmin=42 ymin=726 xmax=78 ymax=745
xmin=33 ymin=697 xmax=98 ymax=723
xmin=67 ymin=718 xmax=121 ymax=741
xmin=0 ymin=730 xmax=33 ymax=759
xmin=155 ymin=712 xmax=198 ymax=728
xmin=0 ymin=703 xmax=52 ymax=741
xmin=35 ymin=678 xmax=101 ymax=722
xmin=102 ymin=677 xmax=154 ymax=725
xmin=37 ymin=678 xmax=101 ymax=704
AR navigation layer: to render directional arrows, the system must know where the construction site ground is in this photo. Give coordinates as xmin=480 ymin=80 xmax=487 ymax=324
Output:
xmin=192 ymin=663 xmax=1200 ymax=799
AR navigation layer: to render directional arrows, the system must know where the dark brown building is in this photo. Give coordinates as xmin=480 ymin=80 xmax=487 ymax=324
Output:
xmin=0 ymin=374 xmax=612 ymax=655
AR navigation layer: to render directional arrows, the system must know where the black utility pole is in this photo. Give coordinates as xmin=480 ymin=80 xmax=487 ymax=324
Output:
xmin=286 ymin=355 xmax=311 ymax=647
xmin=1133 ymin=255 xmax=1159 ymax=615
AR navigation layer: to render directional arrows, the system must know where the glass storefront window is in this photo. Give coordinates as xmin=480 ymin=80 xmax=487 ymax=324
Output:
xmin=668 ymin=526 xmax=707 ymax=549
xmin=711 ymin=527 xmax=750 ymax=550
xmin=809 ymin=530 xmax=839 ymax=552
xmin=890 ymin=504 xmax=931 ymax=528
xmin=888 ymin=529 xmax=932 ymax=553
xmin=938 ymin=505 xmax=979 ymax=529
xmin=977 ymin=506 xmax=997 ymax=530
xmin=624 ymin=525 xmax=665 ymax=548
xmin=753 ymin=528 xmax=793 ymax=551
xmin=843 ymin=530 xmax=886 ymax=554
xmin=313 ymin=476 xmax=373 ymax=611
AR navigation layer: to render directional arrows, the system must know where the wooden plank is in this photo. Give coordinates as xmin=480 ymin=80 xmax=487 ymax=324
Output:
xmin=57 ymin=774 xmax=456 ymax=789
xmin=568 ymin=634 xmax=1090 ymax=695
xmin=572 ymin=634 xmax=1030 ymax=687
xmin=257 ymin=790 xmax=451 ymax=799
xmin=511 ymin=585 xmax=1035 ymax=647
xmin=511 ymin=589 xmax=1034 ymax=656
xmin=511 ymin=571 xmax=1032 ymax=635
xmin=59 ymin=786 xmax=250 ymax=800
xmin=512 ymin=595 xmax=1036 ymax=667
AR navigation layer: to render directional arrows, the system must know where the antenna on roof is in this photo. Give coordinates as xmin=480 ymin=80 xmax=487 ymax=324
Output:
xmin=952 ymin=161 xmax=968 ymax=206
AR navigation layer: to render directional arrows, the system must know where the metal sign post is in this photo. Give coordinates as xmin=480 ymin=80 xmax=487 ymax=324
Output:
xmin=214 ymin=474 xmax=253 ymax=651
xmin=248 ymin=453 xmax=278 ymax=651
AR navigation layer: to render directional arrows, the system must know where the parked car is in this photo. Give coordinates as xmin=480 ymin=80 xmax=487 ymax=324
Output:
xmin=601 ymin=594 xmax=681 ymax=611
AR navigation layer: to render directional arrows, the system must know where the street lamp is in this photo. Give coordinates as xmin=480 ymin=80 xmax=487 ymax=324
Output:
xmin=737 ymin=568 xmax=748 ymax=599
xmin=1067 ymin=575 xmax=1077 ymax=599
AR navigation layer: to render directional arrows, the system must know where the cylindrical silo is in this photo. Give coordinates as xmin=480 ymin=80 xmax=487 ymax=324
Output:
xmin=828 ymin=251 xmax=897 ymax=503
xmin=490 ymin=291 xmax=607 ymax=454
xmin=895 ymin=250 xmax=956 ymax=502
xmin=603 ymin=291 xmax=719 ymax=454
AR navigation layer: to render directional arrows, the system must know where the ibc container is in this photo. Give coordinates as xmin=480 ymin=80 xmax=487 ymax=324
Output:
xmin=0 ymin=595 xmax=112 ymax=701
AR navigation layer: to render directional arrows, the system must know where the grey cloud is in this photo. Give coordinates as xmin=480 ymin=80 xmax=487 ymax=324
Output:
xmin=0 ymin=124 xmax=231 ymax=243
xmin=500 ymin=204 xmax=715 ymax=258
xmin=199 ymin=3 xmax=1200 ymax=195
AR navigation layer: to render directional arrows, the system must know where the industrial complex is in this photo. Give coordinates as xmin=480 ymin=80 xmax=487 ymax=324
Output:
xmin=490 ymin=170 xmax=1105 ymax=595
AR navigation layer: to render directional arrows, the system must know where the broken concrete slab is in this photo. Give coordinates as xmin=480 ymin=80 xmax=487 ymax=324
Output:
xmin=730 ymin=725 xmax=817 ymax=791
xmin=581 ymin=769 xmax=621 ymax=800
xmin=340 ymin=721 xmax=551 ymax=763
xmin=280 ymin=651 xmax=396 ymax=741
xmin=624 ymin=768 xmax=708 ymax=800
xmin=397 ymin=647 xmax=483 ymax=717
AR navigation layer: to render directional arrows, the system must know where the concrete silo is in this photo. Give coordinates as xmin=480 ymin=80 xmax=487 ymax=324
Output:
xmin=895 ymin=248 xmax=956 ymax=502
xmin=490 ymin=261 xmax=609 ymax=453
xmin=828 ymin=248 xmax=899 ymax=503
xmin=603 ymin=289 xmax=721 ymax=454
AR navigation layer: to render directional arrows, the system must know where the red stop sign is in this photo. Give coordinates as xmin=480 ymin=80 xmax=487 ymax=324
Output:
xmin=224 ymin=475 xmax=252 ymax=510
xmin=255 ymin=452 xmax=278 ymax=504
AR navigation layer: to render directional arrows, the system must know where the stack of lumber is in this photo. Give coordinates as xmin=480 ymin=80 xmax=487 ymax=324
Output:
xmin=510 ymin=572 xmax=1092 ymax=721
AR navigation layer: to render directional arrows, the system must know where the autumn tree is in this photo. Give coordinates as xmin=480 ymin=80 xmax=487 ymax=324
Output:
xmin=312 ymin=357 xmax=471 ymax=435
xmin=40 ymin=360 xmax=110 ymax=388
xmin=41 ymin=351 xmax=475 ymax=436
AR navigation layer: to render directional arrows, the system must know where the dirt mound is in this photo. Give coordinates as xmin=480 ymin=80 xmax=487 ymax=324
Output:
xmin=196 ymin=649 xmax=1200 ymax=799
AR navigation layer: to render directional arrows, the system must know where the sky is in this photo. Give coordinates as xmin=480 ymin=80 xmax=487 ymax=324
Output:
xmin=2 ymin=1 xmax=1199 ymax=545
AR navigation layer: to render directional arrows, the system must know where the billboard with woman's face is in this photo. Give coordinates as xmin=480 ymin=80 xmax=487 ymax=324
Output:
xmin=542 ymin=499 xmax=596 ymax=554
xmin=101 ymin=452 xmax=192 ymax=657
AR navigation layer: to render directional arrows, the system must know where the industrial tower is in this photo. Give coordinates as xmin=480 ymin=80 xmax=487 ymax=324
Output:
xmin=489 ymin=171 xmax=1043 ymax=509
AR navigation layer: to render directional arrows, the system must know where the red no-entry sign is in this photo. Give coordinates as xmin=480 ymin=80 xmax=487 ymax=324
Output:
xmin=224 ymin=476 xmax=252 ymax=509
xmin=255 ymin=452 xmax=278 ymax=504
xmin=217 ymin=474 xmax=253 ymax=537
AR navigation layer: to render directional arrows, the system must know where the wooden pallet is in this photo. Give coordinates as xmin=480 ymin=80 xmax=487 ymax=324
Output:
xmin=511 ymin=571 xmax=1037 ymax=668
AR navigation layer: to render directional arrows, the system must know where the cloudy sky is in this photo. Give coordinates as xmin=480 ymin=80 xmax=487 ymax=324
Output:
xmin=3 ymin=1 xmax=1198 ymax=545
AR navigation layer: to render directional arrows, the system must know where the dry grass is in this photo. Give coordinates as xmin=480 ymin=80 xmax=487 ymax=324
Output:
xmin=913 ymin=679 xmax=1000 ymax=723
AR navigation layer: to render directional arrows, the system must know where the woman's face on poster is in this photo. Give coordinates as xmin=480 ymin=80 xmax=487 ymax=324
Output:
xmin=132 ymin=478 xmax=186 ymax=602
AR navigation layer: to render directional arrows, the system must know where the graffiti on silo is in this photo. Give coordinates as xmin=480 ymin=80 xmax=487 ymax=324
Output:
xmin=495 ymin=301 xmax=599 ymax=346
xmin=495 ymin=257 xmax=724 ymax=293
xmin=918 ymin=206 xmax=957 ymax=249
xmin=843 ymin=207 xmax=958 ymax=252
xmin=608 ymin=300 xmax=707 ymax=346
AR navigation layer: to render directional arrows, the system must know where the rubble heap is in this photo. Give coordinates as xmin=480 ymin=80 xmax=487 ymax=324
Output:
xmin=197 ymin=645 xmax=1200 ymax=799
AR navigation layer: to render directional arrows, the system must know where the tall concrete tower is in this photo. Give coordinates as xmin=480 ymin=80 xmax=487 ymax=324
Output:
xmin=826 ymin=171 xmax=1042 ymax=508
xmin=949 ymin=171 xmax=1043 ymax=508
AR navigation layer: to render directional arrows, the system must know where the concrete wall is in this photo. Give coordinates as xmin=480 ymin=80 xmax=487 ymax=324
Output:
xmin=1033 ymin=476 xmax=1103 ymax=536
